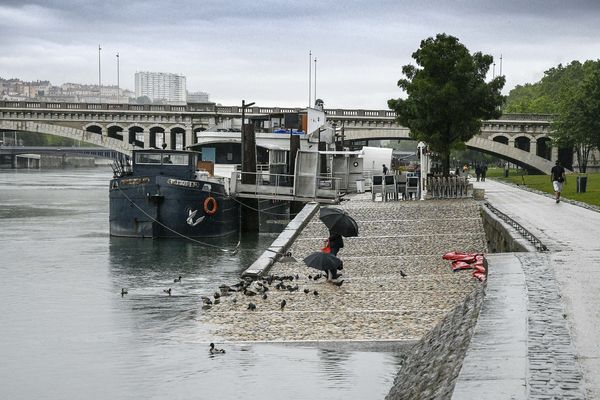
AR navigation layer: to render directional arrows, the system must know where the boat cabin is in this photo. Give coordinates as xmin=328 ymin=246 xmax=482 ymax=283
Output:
xmin=130 ymin=149 xmax=201 ymax=180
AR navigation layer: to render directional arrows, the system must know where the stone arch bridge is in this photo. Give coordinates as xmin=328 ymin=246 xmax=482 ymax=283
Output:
xmin=0 ymin=101 xmax=556 ymax=173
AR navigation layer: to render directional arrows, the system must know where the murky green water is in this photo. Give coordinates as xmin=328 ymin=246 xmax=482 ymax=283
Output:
xmin=0 ymin=168 xmax=401 ymax=399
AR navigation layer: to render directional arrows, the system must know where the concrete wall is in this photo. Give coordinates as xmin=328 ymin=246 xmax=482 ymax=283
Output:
xmin=386 ymin=284 xmax=486 ymax=400
xmin=480 ymin=206 xmax=537 ymax=253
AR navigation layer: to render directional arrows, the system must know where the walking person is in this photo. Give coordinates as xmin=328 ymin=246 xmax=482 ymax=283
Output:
xmin=551 ymin=160 xmax=566 ymax=203
xmin=481 ymin=164 xmax=488 ymax=182
xmin=382 ymin=164 xmax=389 ymax=175
xmin=475 ymin=164 xmax=482 ymax=182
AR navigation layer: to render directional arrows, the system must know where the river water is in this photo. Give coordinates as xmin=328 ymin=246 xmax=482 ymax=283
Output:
xmin=0 ymin=168 xmax=401 ymax=399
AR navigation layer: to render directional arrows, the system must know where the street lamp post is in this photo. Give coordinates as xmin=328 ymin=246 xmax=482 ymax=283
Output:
xmin=116 ymin=52 xmax=120 ymax=104
xmin=417 ymin=141 xmax=427 ymax=201
xmin=98 ymin=44 xmax=102 ymax=103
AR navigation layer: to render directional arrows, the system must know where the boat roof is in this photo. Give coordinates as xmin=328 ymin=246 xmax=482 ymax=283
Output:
xmin=132 ymin=148 xmax=199 ymax=155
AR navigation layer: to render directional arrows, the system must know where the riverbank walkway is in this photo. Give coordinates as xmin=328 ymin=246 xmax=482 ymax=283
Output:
xmin=453 ymin=179 xmax=600 ymax=399
xmin=201 ymin=195 xmax=486 ymax=342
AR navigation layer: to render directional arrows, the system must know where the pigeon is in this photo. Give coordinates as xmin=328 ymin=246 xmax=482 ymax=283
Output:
xmin=121 ymin=288 xmax=128 ymax=296
xmin=247 ymin=303 xmax=256 ymax=311
xmin=262 ymin=293 xmax=268 ymax=300
xmin=214 ymin=292 xmax=221 ymax=299
xmin=313 ymin=290 xmax=319 ymax=296
xmin=304 ymin=288 xmax=310 ymax=294
xmin=174 ymin=276 xmax=182 ymax=283
xmin=209 ymin=343 xmax=225 ymax=354
xmin=201 ymin=296 xmax=213 ymax=305
xmin=400 ymin=270 xmax=407 ymax=278
xmin=163 ymin=288 xmax=172 ymax=296
xmin=280 ymin=299 xmax=286 ymax=311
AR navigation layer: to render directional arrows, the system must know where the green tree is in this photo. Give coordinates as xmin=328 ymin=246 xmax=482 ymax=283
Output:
xmin=504 ymin=60 xmax=600 ymax=113
xmin=136 ymin=96 xmax=152 ymax=104
xmin=388 ymin=34 xmax=505 ymax=175
xmin=552 ymin=65 xmax=600 ymax=173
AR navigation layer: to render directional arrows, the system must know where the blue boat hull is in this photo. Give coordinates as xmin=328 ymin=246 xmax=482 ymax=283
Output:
xmin=109 ymin=175 xmax=239 ymax=238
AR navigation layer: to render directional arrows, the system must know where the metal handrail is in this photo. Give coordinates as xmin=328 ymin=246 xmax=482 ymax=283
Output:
xmin=232 ymin=171 xmax=342 ymax=199
xmin=484 ymin=202 xmax=548 ymax=251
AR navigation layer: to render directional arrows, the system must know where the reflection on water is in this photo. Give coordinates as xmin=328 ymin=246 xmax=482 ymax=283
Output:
xmin=0 ymin=168 xmax=404 ymax=400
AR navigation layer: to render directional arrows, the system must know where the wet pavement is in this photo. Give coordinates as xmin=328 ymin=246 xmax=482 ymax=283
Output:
xmin=199 ymin=195 xmax=485 ymax=343
xmin=457 ymin=179 xmax=600 ymax=399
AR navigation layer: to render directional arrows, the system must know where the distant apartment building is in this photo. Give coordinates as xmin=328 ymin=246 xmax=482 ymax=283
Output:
xmin=187 ymin=91 xmax=210 ymax=103
xmin=135 ymin=71 xmax=186 ymax=104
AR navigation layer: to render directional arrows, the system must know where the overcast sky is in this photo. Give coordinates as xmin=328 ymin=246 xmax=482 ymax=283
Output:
xmin=1 ymin=0 xmax=599 ymax=109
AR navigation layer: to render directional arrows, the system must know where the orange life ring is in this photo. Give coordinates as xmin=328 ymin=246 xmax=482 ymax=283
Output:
xmin=203 ymin=196 xmax=218 ymax=216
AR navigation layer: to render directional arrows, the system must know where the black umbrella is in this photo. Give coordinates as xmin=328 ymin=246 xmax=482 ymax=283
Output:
xmin=319 ymin=207 xmax=359 ymax=237
xmin=303 ymin=252 xmax=343 ymax=271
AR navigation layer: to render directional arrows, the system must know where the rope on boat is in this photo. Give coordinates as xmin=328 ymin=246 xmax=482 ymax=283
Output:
xmin=116 ymin=186 xmax=240 ymax=253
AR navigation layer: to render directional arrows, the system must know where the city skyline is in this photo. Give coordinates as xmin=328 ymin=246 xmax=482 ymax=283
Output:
xmin=1 ymin=1 xmax=600 ymax=109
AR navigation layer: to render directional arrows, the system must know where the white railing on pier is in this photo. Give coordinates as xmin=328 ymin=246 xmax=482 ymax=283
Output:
xmin=230 ymin=171 xmax=342 ymax=203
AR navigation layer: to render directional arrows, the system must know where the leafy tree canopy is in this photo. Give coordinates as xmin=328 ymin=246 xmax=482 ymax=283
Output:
xmin=551 ymin=63 xmax=600 ymax=172
xmin=388 ymin=33 xmax=505 ymax=175
xmin=504 ymin=60 xmax=600 ymax=114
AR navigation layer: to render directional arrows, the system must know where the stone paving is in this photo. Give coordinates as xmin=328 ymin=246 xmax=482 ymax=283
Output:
xmin=468 ymin=179 xmax=596 ymax=399
xmin=199 ymin=195 xmax=486 ymax=342
xmin=519 ymin=253 xmax=587 ymax=399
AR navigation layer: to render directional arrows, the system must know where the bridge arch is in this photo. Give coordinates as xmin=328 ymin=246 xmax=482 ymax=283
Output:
xmin=107 ymin=124 xmax=125 ymax=141
xmin=536 ymin=136 xmax=552 ymax=160
xmin=466 ymin=136 xmax=555 ymax=174
xmin=149 ymin=125 xmax=166 ymax=149
xmin=84 ymin=123 xmax=103 ymax=135
xmin=514 ymin=136 xmax=531 ymax=152
xmin=492 ymin=135 xmax=509 ymax=145
xmin=169 ymin=126 xmax=186 ymax=150
xmin=126 ymin=125 xmax=145 ymax=147
xmin=0 ymin=120 xmax=131 ymax=155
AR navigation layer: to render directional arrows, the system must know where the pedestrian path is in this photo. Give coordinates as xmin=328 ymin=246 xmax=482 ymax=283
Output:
xmin=459 ymin=179 xmax=600 ymax=399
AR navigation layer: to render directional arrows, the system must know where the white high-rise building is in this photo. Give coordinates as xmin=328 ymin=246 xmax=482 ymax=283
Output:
xmin=134 ymin=71 xmax=186 ymax=104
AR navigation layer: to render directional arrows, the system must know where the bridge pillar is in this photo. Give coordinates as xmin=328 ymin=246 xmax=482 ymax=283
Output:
xmin=143 ymin=128 xmax=150 ymax=149
xmin=185 ymin=128 xmax=193 ymax=149
xmin=530 ymin=141 xmax=537 ymax=156
xmin=509 ymin=138 xmax=515 ymax=148
xmin=551 ymin=146 xmax=559 ymax=162
xmin=164 ymin=131 xmax=172 ymax=150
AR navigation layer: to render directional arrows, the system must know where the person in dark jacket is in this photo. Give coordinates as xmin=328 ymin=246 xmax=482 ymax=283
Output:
xmin=326 ymin=231 xmax=344 ymax=281
xmin=328 ymin=231 xmax=344 ymax=256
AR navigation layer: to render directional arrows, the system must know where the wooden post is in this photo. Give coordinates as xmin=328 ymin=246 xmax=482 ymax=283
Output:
xmin=241 ymin=123 xmax=259 ymax=232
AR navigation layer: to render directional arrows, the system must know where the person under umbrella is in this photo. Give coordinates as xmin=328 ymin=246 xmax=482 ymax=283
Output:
xmin=303 ymin=251 xmax=343 ymax=282
xmin=319 ymin=208 xmax=359 ymax=238
xmin=328 ymin=230 xmax=344 ymax=257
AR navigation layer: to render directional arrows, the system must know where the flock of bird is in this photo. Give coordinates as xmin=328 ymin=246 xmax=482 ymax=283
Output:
xmin=198 ymin=271 xmax=346 ymax=313
xmin=118 ymin=262 xmax=408 ymax=356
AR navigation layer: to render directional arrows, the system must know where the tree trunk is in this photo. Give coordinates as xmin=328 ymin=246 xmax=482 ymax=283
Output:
xmin=442 ymin=151 xmax=451 ymax=177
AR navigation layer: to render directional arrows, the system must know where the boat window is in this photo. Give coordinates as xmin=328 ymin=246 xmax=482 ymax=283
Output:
xmin=162 ymin=154 xmax=188 ymax=165
xmin=270 ymin=150 xmax=286 ymax=164
xmin=136 ymin=153 xmax=162 ymax=164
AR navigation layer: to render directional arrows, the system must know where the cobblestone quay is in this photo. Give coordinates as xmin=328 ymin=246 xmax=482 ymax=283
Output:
xmin=200 ymin=195 xmax=486 ymax=343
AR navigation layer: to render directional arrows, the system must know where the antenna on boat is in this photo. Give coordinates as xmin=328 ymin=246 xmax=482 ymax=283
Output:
xmin=308 ymin=50 xmax=312 ymax=108
xmin=314 ymin=57 xmax=317 ymax=104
